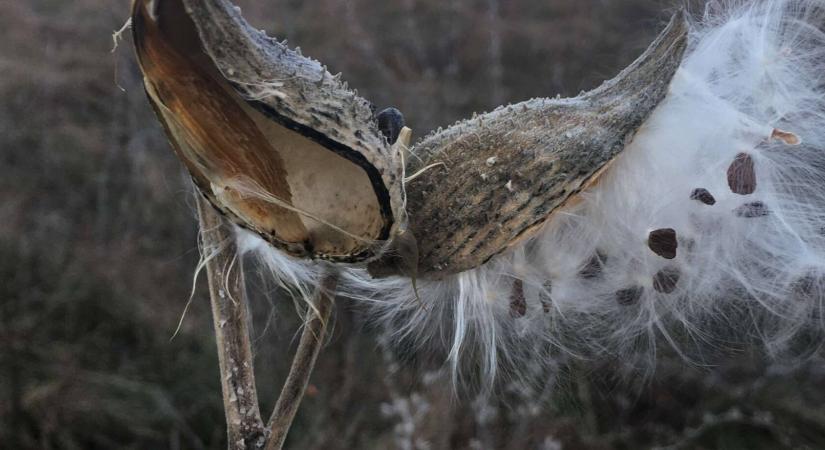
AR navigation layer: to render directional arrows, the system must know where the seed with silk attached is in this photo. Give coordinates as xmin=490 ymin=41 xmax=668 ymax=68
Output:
xmin=734 ymin=201 xmax=770 ymax=218
xmin=540 ymin=281 xmax=552 ymax=313
xmin=653 ymin=267 xmax=681 ymax=294
xmin=771 ymin=128 xmax=800 ymax=145
xmin=580 ymin=252 xmax=606 ymax=279
xmin=691 ymin=188 xmax=716 ymax=205
xmin=648 ymin=228 xmax=678 ymax=259
xmin=616 ymin=286 xmax=644 ymax=306
xmin=510 ymin=280 xmax=527 ymax=318
xmin=727 ymin=153 xmax=757 ymax=195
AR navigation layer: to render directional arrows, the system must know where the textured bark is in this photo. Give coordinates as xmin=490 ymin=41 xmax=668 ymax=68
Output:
xmin=265 ymin=274 xmax=337 ymax=450
xmin=196 ymin=196 xmax=266 ymax=450
xmin=198 ymin=192 xmax=337 ymax=450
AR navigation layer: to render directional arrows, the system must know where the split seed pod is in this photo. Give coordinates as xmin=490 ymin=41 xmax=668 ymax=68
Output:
xmin=131 ymin=0 xmax=405 ymax=263
xmin=133 ymin=0 xmax=687 ymax=279
xmin=381 ymin=12 xmax=688 ymax=278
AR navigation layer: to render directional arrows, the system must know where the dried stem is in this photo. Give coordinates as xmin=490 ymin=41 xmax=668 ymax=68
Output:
xmin=196 ymin=195 xmax=266 ymax=449
xmin=265 ymin=273 xmax=338 ymax=450
xmin=197 ymin=193 xmax=336 ymax=450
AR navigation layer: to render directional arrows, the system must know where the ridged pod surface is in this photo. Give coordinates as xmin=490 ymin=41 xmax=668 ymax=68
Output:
xmin=392 ymin=13 xmax=688 ymax=277
xmin=133 ymin=0 xmax=686 ymax=279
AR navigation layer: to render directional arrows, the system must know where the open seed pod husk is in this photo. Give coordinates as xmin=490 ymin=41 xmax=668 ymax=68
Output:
xmin=370 ymin=11 xmax=689 ymax=278
xmin=131 ymin=0 xmax=405 ymax=263
xmin=133 ymin=0 xmax=687 ymax=277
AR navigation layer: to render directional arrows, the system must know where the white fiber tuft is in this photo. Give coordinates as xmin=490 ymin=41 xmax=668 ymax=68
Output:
xmin=238 ymin=0 xmax=825 ymax=388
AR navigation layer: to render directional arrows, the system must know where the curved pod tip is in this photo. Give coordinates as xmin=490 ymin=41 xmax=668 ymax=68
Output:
xmin=395 ymin=11 xmax=688 ymax=278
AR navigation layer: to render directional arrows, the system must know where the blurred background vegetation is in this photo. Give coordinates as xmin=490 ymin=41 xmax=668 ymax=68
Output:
xmin=2 ymin=0 xmax=825 ymax=448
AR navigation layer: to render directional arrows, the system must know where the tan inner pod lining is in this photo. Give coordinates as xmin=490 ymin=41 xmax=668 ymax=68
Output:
xmin=141 ymin=0 xmax=384 ymax=257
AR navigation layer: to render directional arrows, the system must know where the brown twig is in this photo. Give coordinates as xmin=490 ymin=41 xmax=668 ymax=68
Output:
xmin=265 ymin=274 xmax=337 ymax=450
xmin=196 ymin=195 xmax=266 ymax=449
xmin=198 ymin=194 xmax=337 ymax=450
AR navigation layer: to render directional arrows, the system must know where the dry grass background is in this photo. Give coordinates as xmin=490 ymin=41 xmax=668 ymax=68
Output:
xmin=2 ymin=0 xmax=825 ymax=448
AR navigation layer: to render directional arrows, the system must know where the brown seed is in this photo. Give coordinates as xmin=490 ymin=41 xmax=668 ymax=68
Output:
xmin=653 ymin=266 xmax=681 ymax=294
xmin=510 ymin=280 xmax=527 ymax=318
xmin=580 ymin=252 xmax=606 ymax=279
xmin=648 ymin=228 xmax=678 ymax=259
xmin=616 ymin=286 xmax=644 ymax=306
xmin=771 ymin=128 xmax=800 ymax=145
xmin=734 ymin=201 xmax=770 ymax=218
xmin=727 ymin=152 xmax=757 ymax=195
xmin=690 ymin=188 xmax=716 ymax=205
xmin=540 ymin=281 xmax=553 ymax=313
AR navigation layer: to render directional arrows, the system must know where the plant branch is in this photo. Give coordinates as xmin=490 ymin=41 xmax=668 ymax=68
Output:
xmin=197 ymin=191 xmax=337 ymax=450
xmin=196 ymin=195 xmax=267 ymax=450
xmin=265 ymin=273 xmax=337 ymax=450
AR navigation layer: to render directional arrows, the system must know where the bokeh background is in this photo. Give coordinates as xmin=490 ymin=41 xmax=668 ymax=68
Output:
xmin=3 ymin=0 xmax=825 ymax=448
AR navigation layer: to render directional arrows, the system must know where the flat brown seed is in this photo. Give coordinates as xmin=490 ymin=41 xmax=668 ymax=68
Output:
xmin=580 ymin=252 xmax=607 ymax=279
xmin=648 ymin=228 xmax=678 ymax=259
xmin=727 ymin=152 xmax=757 ymax=195
xmin=653 ymin=267 xmax=681 ymax=294
xmin=540 ymin=281 xmax=553 ymax=313
xmin=616 ymin=286 xmax=644 ymax=306
xmin=690 ymin=188 xmax=716 ymax=205
xmin=734 ymin=201 xmax=770 ymax=218
xmin=771 ymin=128 xmax=801 ymax=145
xmin=510 ymin=280 xmax=527 ymax=318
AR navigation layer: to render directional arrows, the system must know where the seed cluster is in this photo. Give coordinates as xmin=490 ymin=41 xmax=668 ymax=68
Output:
xmin=510 ymin=145 xmax=782 ymax=316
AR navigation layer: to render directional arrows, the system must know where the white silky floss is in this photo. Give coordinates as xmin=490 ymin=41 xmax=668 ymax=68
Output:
xmin=237 ymin=0 xmax=825 ymax=387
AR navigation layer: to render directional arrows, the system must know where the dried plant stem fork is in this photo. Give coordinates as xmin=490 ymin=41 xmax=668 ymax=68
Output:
xmin=197 ymin=195 xmax=336 ymax=450
xmin=265 ymin=275 xmax=336 ymax=450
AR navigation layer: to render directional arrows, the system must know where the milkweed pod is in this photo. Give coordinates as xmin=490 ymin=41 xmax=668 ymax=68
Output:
xmin=131 ymin=0 xmax=405 ymax=263
xmin=392 ymin=11 xmax=688 ymax=278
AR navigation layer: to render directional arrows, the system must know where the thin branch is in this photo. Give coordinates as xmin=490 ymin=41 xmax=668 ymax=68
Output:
xmin=198 ymin=192 xmax=337 ymax=450
xmin=196 ymin=195 xmax=267 ymax=450
xmin=265 ymin=273 xmax=338 ymax=450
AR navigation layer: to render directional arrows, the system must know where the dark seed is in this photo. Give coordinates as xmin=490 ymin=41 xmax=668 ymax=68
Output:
xmin=376 ymin=107 xmax=405 ymax=144
xmin=648 ymin=228 xmax=678 ymax=259
xmin=540 ymin=281 xmax=553 ymax=313
xmin=653 ymin=267 xmax=681 ymax=294
xmin=690 ymin=188 xmax=716 ymax=205
xmin=727 ymin=152 xmax=757 ymax=195
xmin=734 ymin=201 xmax=770 ymax=218
xmin=580 ymin=252 xmax=607 ymax=279
xmin=510 ymin=280 xmax=527 ymax=318
xmin=616 ymin=286 xmax=644 ymax=306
